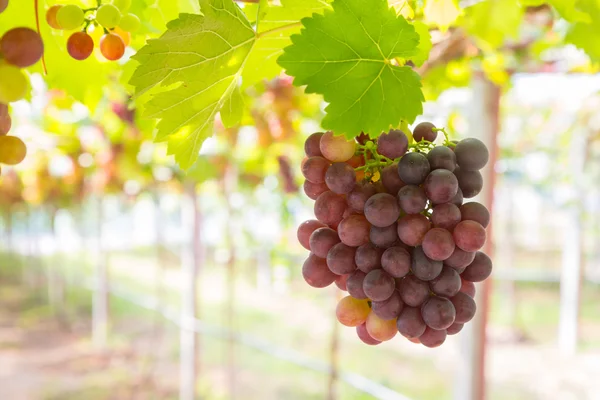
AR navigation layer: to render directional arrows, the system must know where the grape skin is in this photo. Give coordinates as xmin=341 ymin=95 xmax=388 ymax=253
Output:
xmin=424 ymin=169 xmax=459 ymax=204
xmin=369 ymin=223 xmax=398 ymax=249
xmin=419 ymin=327 xmax=447 ymax=348
xmin=461 ymin=251 xmax=492 ymax=282
xmin=397 ymin=185 xmax=427 ymax=214
xmin=347 ymin=182 xmax=378 ymax=212
xmin=459 ymin=278 xmax=476 ymax=298
xmin=335 ymin=274 xmax=349 ymax=291
xmin=422 ymin=228 xmax=455 ymax=261
xmin=304 ymin=132 xmax=323 ymax=156
xmin=56 ymin=5 xmax=84 ymax=30
xmin=446 ymin=322 xmax=464 ymax=335
xmin=364 ymin=193 xmax=400 ymax=228
xmin=371 ymin=291 xmax=403 ymax=320
xmin=336 ymin=296 xmax=371 ymax=327
xmin=0 ymin=28 xmax=44 ymax=68
xmin=396 ymin=306 xmax=426 ymax=338
xmin=325 ymin=162 xmax=356 ymax=194
xmin=356 ymin=322 xmax=381 ymax=345
xmin=366 ymin=312 xmax=398 ymax=341
xmin=347 ymin=270 xmax=368 ymax=299
xmin=0 ymin=103 xmax=11 ymax=135
xmin=0 ymin=135 xmax=26 ymax=165
xmin=338 ymin=214 xmax=370 ymax=247
xmin=398 ymin=152 xmax=430 ymax=185
xmin=380 ymin=163 xmax=405 ymax=194
xmin=46 ymin=5 xmax=63 ymax=29
xmin=118 ymin=13 xmax=141 ymax=32
xmin=460 ymin=202 xmax=490 ymax=228
xmin=302 ymin=156 xmax=329 ymax=183
xmin=453 ymin=220 xmax=486 ymax=252
xmin=455 ymin=138 xmax=489 ymax=171
xmin=297 ymin=220 xmax=326 ymax=250
xmin=302 ymin=253 xmax=337 ymax=288
xmin=0 ymin=0 xmax=7 ymax=13
xmin=308 ymin=227 xmax=340 ymax=258
xmin=303 ymin=180 xmax=328 ymax=200
xmin=451 ymin=292 xmax=477 ymax=323
xmin=413 ymin=122 xmax=437 ymax=142
xmin=450 ymin=187 xmax=464 ymax=206
xmin=397 ymin=214 xmax=431 ymax=246
xmin=431 ymin=203 xmax=461 ymax=230
xmin=327 ymin=243 xmax=357 ymax=275
xmin=421 ymin=296 xmax=456 ymax=330
xmin=377 ymin=129 xmax=408 ymax=159
xmin=444 ymin=247 xmax=476 ymax=270
xmin=67 ymin=32 xmax=94 ymax=61
xmin=381 ymin=246 xmax=410 ymax=278
xmin=398 ymin=275 xmax=430 ymax=307
xmin=427 ymin=145 xmax=456 ymax=171
xmin=314 ymin=191 xmax=346 ymax=228
xmin=320 ymin=131 xmax=356 ymax=162
xmin=454 ymin=167 xmax=483 ymax=198
xmin=0 ymin=63 xmax=28 ymax=103
xmin=355 ymin=243 xmax=383 ymax=274
xmin=100 ymin=33 xmax=125 ymax=61
xmin=363 ymin=269 xmax=395 ymax=302
xmin=96 ymin=4 xmax=122 ymax=29
xmin=429 ymin=266 xmax=461 ymax=297
xmin=411 ymin=246 xmax=443 ymax=281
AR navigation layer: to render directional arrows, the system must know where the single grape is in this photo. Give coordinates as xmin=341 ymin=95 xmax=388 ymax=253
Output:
xmin=56 ymin=4 xmax=85 ymax=30
xmin=431 ymin=203 xmax=461 ymax=230
xmin=429 ymin=266 xmax=461 ymax=297
xmin=303 ymin=180 xmax=328 ymax=200
xmin=411 ymin=246 xmax=443 ymax=281
xmin=396 ymin=306 xmax=426 ymax=338
xmin=460 ymin=202 xmax=490 ymax=228
xmin=444 ymin=247 xmax=476 ymax=270
xmin=304 ymin=132 xmax=324 ymax=157
xmin=0 ymin=0 xmax=7 ymax=14
xmin=118 ymin=13 xmax=141 ymax=32
xmin=347 ymin=270 xmax=368 ymax=299
xmin=346 ymin=154 xmax=364 ymax=169
xmin=46 ymin=5 xmax=63 ymax=29
xmin=314 ymin=191 xmax=346 ymax=227
xmin=427 ymin=146 xmax=456 ymax=171
xmin=451 ymin=292 xmax=477 ymax=323
xmin=419 ymin=327 xmax=447 ymax=348
xmin=347 ymin=182 xmax=378 ymax=212
xmin=453 ymin=220 xmax=486 ymax=252
xmin=0 ymin=103 xmax=11 ymax=135
xmin=96 ymin=4 xmax=122 ymax=29
xmin=424 ymin=169 xmax=459 ymax=204
xmin=320 ymin=131 xmax=356 ymax=162
xmin=397 ymin=185 xmax=427 ymax=214
xmin=325 ymin=162 xmax=356 ymax=194
xmin=0 ymin=135 xmax=26 ymax=165
xmin=67 ymin=32 xmax=94 ymax=61
xmin=356 ymin=322 xmax=381 ymax=345
xmin=454 ymin=167 xmax=483 ymax=198
xmin=302 ymin=156 xmax=329 ymax=183
xmin=446 ymin=322 xmax=464 ymax=335
xmin=461 ymin=251 xmax=492 ymax=282
xmin=366 ymin=312 xmax=397 ymax=341
xmin=338 ymin=214 xmax=370 ymax=247
xmin=364 ymin=193 xmax=400 ymax=228
xmin=450 ymin=187 xmax=464 ymax=206
xmin=372 ymin=291 xmax=403 ymax=320
xmin=336 ymin=296 xmax=371 ymax=327
xmin=100 ymin=33 xmax=125 ymax=61
xmin=302 ymin=253 xmax=337 ymax=288
xmin=377 ymin=129 xmax=408 ymax=159
xmin=398 ymin=275 xmax=429 ymax=307
xmin=335 ymin=274 xmax=349 ymax=291
xmin=421 ymin=296 xmax=456 ymax=330
xmin=397 ymin=214 xmax=431 ymax=246
xmin=459 ymin=278 xmax=476 ymax=298
xmin=398 ymin=152 xmax=430 ymax=185
xmin=381 ymin=246 xmax=410 ymax=278
xmin=309 ymin=227 xmax=340 ymax=258
xmin=0 ymin=28 xmax=43 ymax=68
xmin=113 ymin=27 xmax=131 ymax=47
xmin=413 ymin=122 xmax=437 ymax=142
xmin=355 ymin=243 xmax=383 ymax=274
xmin=455 ymin=138 xmax=489 ymax=171
xmin=422 ymin=228 xmax=455 ymax=261
xmin=113 ymin=0 xmax=132 ymax=11
xmin=0 ymin=63 xmax=28 ymax=103
xmin=369 ymin=223 xmax=397 ymax=249
xmin=326 ymin=243 xmax=357 ymax=275
xmin=363 ymin=269 xmax=395 ymax=301
xmin=297 ymin=220 xmax=326 ymax=250
xmin=380 ymin=163 xmax=405 ymax=194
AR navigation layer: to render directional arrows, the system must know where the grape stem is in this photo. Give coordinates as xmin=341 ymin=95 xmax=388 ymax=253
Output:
xmin=34 ymin=0 xmax=47 ymax=75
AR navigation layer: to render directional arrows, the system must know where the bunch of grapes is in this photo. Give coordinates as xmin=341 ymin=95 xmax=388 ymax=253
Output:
xmin=46 ymin=0 xmax=140 ymax=61
xmin=297 ymin=124 xmax=492 ymax=348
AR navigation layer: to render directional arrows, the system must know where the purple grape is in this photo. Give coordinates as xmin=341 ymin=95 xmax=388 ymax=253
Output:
xmin=398 ymin=275 xmax=430 ymax=307
xmin=304 ymin=132 xmax=324 ymax=157
xmin=424 ymin=169 xmax=459 ymax=204
xmin=381 ymin=246 xmax=411 ymax=278
xmin=364 ymin=193 xmax=400 ymax=228
xmin=397 ymin=185 xmax=427 ymax=214
xmin=411 ymin=246 xmax=443 ymax=281
xmin=371 ymin=290 xmax=404 ymax=320
xmin=369 ymin=223 xmax=398 ymax=249
xmin=450 ymin=187 xmax=464 ymax=206
xmin=451 ymin=292 xmax=477 ymax=323
xmin=396 ymin=306 xmax=427 ymax=338
xmin=419 ymin=327 xmax=447 ymax=348
xmin=413 ymin=122 xmax=437 ymax=142
xmin=421 ymin=296 xmax=456 ymax=330
xmin=380 ymin=163 xmax=405 ymax=194
xmin=429 ymin=266 xmax=461 ymax=297
xmin=444 ymin=247 xmax=476 ymax=270
xmin=422 ymin=228 xmax=455 ymax=261
xmin=347 ymin=270 xmax=368 ymax=299
xmin=363 ymin=269 xmax=396 ymax=301
xmin=314 ymin=191 xmax=346 ymax=228
xmin=297 ymin=219 xmax=326 ymax=250
xmin=309 ymin=227 xmax=340 ymax=258
xmin=427 ymin=145 xmax=456 ymax=171
xmin=397 ymin=214 xmax=431 ymax=246
xmin=302 ymin=253 xmax=337 ymax=288
xmin=338 ymin=214 xmax=370 ymax=247
xmin=355 ymin=243 xmax=383 ymax=273
xmin=431 ymin=203 xmax=461 ymax=230
xmin=326 ymin=243 xmax=358 ymax=275
xmin=347 ymin=182 xmax=378 ymax=212
xmin=325 ymin=162 xmax=356 ymax=194
xmin=460 ymin=202 xmax=490 ymax=228
xmin=461 ymin=251 xmax=492 ymax=282
xmin=454 ymin=167 xmax=483 ymax=198
xmin=398 ymin=152 xmax=430 ymax=185
xmin=377 ymin=129 xmax=408 ymax=159
xmin=455 ymin=138 xmax=489 ymax=171
xmin=301 ymin=156 xmax=329 ymax=183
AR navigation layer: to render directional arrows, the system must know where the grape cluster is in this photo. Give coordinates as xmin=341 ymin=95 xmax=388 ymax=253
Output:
xmin=297 ymin=124 xmax=493 ymax=348
xmin=46 ymin=0 xmax=140 ymax=61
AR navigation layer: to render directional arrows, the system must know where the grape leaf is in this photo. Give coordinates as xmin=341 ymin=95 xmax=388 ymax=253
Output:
xmin=462 ymin=0 xmax=523 ymax=48
xmin=278 ymin=0 xmax=424 ymax=138
xmin=564 ymin=0 xmax=600 ymax=61
xmin=412 ymin=22 xmax=432 ymax=67
xmin=221 ymin=85 xmax=244 ymax=128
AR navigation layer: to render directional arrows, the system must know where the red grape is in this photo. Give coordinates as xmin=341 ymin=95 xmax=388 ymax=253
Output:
xmin=366 ymin=312 xmax=397 ymax=341
xmin=381 ymin=246 xmax=410 ymax=278
xmin=444 ymin=247 xmax=476 ymax=270
xmin=454 ymin=167 xmax=483 ymax=198
xmin=421 ymin=296 xmax=456 ymax=330
xmin=429 ymin=266 xmax=461 ymax=297
xmin=355 ymin=243 xmax=383 ymax=273
xmin=398 ymin=275 xmax=429 ymax=307
xmin=396 ymin=306 xmax=426 ymax=338
xmin=424 ymin=169 xmax=459 ymax=204
xmin=431 ymin=203 xmax=461 ymax=231
xmin=455 ymin=138 xmax=489 ymax=171
xmin=314 ymin=191 xmax=346 ymax=228
xmin=302 ymin=156 xmax=329 ymax=183
xmin=377 ymin=129 xmax=408 ymax=159
xmin=419 ymin=327 xmax=447 ymax=348
xmin=303 ymin=180 xmax=329 ymax=200
xmin=459 ymin=278 xmax=476 ymax=298
xmin=297 ymin=219 xmax=326 ymax=250
xmin=309 ymin=227 xmax=340 ymax=258
xmin=411 ymin=246 xmax=443 ymax=281
xmin=398 ymin=152 xmax=430 ymax=185
xmin=0 ymin=27 xmax=44 ymax=67
xmin=380 ymin=163 xmax=405 ymax=194
xmin=338 ymin=214 xmax=370 ymax=247
xmin=427 ymin=145 xmax=456 ymax=171
xmin=422 ymin=228 xmax=455 ymax=261
xmin=304 ymin=132 xmax=323 ymax=157
xmin=347 ymin=270 xmax=368 ymax=299
xmin=397 ymin=185 xmax=427 ymax=214
xmin=356 ymin=322 xmax=381 ymax=345
xmin=460 ymin=202 xmax=490 ymax=228
xmin=363 ymin=269 xmax=395 ymax=301
xmin=46 ymin=5 xmax=62 ymax=29
xmin=325 ymin=162 xmax=356 ymax=194
xmin=413 ymin=122 xmax=437 ymax=142
xmin=335 ymin=274 xmax=349 ymax=291
xmin=100 ymin=33 xmax=125 ymax=61
xmin=364 ymin=193 xmax=400 ymax=228
xmin=397 ymin=214 xmax=431 ymax=246
xmin=347 ymin=182 xmax=378 ymax=212
xmin=453 ymin=220 xmax=486 ymax=252
xmin=461 ymin=251 xmax=492 ymax=282
xmin=446 ymin=322 xmax=464 ymax=335
xmin=326 ymin=243 xmax=357 ymax=275
xmin=302 ymin=253 xmax=337 ymax=288
xmin=451 ymin=292 xmax=477 ymax=323
xmin=67 ymin=31 xmax=94 ymax=61
xmin=371 ymin=290 xmax=403 ymax=320
xmin=369 ymin=223 xmax=398 ymax=249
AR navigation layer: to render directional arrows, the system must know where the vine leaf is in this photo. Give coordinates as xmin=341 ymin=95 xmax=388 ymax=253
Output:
xmin=278 ymin=0 xmax=424 ymax=139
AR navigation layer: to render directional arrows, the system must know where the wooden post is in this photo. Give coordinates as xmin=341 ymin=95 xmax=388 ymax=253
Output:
xmin=454 ymin=73 xmax=500 ymax=400
xmin=558 ymin=128 xmax=586 ymax=354
xmin=327 ymin=290 xmax=342 ymax=400
xmin=179 ymin=186 xmax=201 ymax=400
xmin=92 ymin=196 xmax=109 ymax=349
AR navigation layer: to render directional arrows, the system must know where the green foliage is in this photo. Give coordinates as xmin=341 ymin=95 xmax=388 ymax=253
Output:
xmin=565 ymin=0 xmax=600 ymax=62
xmin=278 ymin=0 xmax=425 ymax=138
xmin=462 ymin=0 xmax=523 ymax=49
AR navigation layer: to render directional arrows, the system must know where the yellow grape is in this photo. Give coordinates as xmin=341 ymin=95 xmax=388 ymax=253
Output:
xmin=320 ymin=131 xmax=356 ymax=162
xmin=335 ymin=296 xmax=371 ymax=327
xmin=365 ymin=312 xmax=398 ymax=341
xmin=112 ymin=0 xmax=131 ymax=12
xmin=46 ymin=5 xmax=63 ymax=29
xmin=118 ymin=13 xmax=140 ymax=32
xmin=56 ymin=4 xmax=84 ymax=30
xmin=0 ymin=62 xmax=28 ymax=103
xmin=96 ymin=4 xmax=121 ymax=29
xmin=0 ymin=135 xmax=27 ymax=165
xmin=100 ymin=33 xmax=125 ymax=61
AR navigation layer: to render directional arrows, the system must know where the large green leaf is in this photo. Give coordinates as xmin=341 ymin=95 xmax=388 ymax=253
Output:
xmin=462 ymin=0 xmax=523 ymax=48
xmin=565 ymin=0 xmax=600 ymax=61
xmin=278 ymin=0 xmax=424 ymax=138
